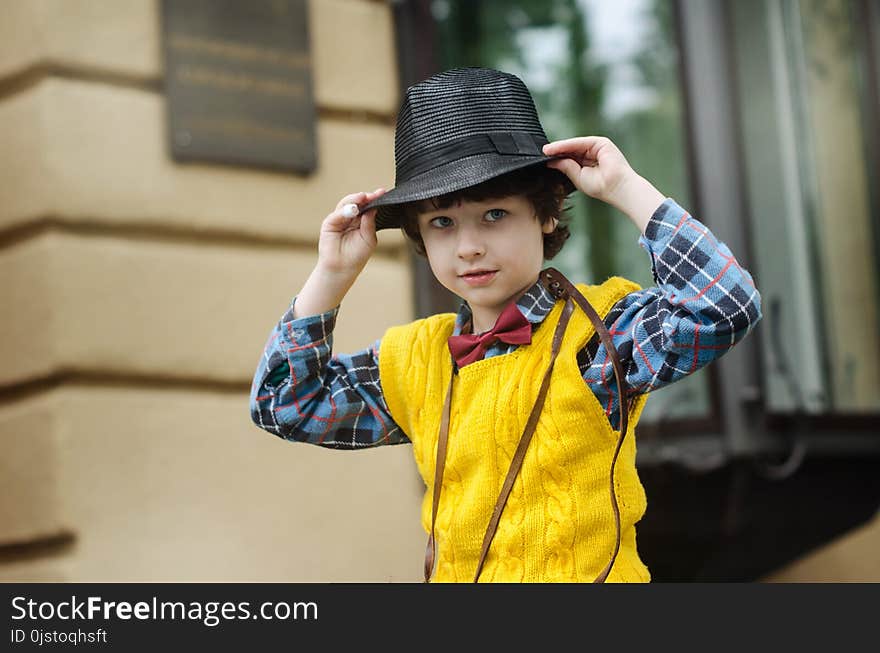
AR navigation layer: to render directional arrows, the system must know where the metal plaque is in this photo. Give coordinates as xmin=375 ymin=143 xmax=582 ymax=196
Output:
xmin=161 ymin=0 xmax=316 ymax=173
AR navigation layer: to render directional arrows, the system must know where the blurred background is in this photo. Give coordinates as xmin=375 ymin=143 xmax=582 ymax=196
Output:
xmin=0 ymin=0 xmax=877 ymax=582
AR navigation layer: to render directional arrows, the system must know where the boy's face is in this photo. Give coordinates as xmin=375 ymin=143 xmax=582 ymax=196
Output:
xmin=416 ymin=194 xmax=555 ymax=333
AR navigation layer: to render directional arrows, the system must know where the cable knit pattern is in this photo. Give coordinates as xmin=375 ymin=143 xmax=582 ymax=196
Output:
xmin=379 ymin=277 xmax=651 ymax=582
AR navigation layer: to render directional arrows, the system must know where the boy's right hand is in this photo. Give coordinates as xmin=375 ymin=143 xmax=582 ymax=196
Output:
xmin=317 ymin=188 xmax=387 ymax=276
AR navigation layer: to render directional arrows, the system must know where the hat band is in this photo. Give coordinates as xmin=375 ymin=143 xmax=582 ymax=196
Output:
xmin=396 ymin=132 xmax=548 ymax=182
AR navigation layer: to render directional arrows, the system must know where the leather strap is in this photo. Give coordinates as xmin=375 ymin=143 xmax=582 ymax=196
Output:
xmin=540 ymin=267 xmax=631 ymax=583
xmin=423 ymin=371 xmax=454 ymax=582
xmin=423 ymin=267 xmax=630 ymax=583
xmin=472 ymin=298 xmax=574 ymax=582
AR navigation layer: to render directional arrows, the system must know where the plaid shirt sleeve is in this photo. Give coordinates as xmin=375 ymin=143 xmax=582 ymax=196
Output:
xmin=249 ymin=300 xmax=409 ymax=449
xmin=580 ymin=198 xmax=762 ymax=428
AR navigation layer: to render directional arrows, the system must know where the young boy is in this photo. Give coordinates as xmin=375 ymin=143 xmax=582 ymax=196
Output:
xmin=250 ymin=67 xmax=762 ymax=583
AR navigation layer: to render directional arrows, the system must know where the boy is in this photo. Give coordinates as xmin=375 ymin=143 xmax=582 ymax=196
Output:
xmin=250 ymin=68 xmax=762 ymax=582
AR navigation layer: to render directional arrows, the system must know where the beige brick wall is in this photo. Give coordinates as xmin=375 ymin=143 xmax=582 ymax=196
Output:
xmin=0 ymin=0 xmax=423 ymax=582
xmin=0 ymin=386 xmax=425 ymax=582
xmin=0 ymin=0 xmax=159 ymax=81
xmin=0 ymin=0 xmax=399 ymax=115
xmin=0 ymin=231 xmax=410 ymax=387
xmin=0 ymin=79 xmax=400 ymax=243
xmin=0 ymin=400 xmax=66 ymax=546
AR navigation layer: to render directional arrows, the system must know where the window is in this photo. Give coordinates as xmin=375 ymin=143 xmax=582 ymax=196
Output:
xmin=732 ymin=0 xmax=880 ymax=415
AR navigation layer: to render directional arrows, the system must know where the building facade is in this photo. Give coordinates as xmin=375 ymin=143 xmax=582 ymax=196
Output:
xmin=0 ymin=0 xmax=424 ymax=582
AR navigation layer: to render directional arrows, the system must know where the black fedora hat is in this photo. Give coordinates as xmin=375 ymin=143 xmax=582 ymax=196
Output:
xmin=363 ymin=67 xmax=576 ymax=231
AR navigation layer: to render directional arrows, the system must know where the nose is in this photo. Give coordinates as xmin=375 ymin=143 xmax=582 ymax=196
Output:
xmin=456 ymin=223 xmax=486 ymax=259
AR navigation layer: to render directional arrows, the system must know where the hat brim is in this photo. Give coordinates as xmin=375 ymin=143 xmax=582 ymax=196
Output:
xmin=363 ymin=153 xmax=577 ymax=231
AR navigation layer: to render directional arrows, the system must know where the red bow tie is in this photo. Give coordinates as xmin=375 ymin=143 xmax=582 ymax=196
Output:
xmin=447 ymin=301 xmax=532 ymax=368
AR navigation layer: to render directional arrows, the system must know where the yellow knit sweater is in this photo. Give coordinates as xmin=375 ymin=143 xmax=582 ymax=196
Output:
xmin=379 ymin=277 xmax=651 ymax=582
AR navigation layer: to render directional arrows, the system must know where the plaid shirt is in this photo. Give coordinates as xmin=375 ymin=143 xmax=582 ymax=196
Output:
xmin=250 ymin=199 xmax=761 ymax=447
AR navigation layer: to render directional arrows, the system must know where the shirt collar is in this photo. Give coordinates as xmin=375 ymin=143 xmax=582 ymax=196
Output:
xmin=452 ymin=274 xmax=557 ymax=336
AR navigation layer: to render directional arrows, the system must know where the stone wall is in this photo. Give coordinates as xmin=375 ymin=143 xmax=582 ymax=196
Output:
xmin=0 ymin=0 xmax=425 ymax=582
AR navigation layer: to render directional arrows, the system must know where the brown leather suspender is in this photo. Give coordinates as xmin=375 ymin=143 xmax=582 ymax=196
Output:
xmin=472 ymin=297 xmax=575 ymax=582
xmin=424 ymin=371 xmax=454 ymax=583
xmin=543 ymin=268 xmax=633 ymax=583
xmin=423 ymin=267 xmax=632 ymax=583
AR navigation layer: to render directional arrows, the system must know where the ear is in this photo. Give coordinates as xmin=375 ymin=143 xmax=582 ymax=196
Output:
xmin=541 ymin=217 xmax=558 ymax=234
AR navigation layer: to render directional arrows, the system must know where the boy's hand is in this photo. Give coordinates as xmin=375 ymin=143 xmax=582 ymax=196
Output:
xmin=542 ymin=136 xmax=635 ymax=204
xmin=543 ymin=136 xmax=666 ymax=234
xmin=317 ymin=188 xmax=387 ymax=276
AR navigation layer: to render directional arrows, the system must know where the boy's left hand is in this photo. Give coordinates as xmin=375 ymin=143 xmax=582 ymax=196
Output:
xmin=542 ymin=136 xmax=636 ymax=205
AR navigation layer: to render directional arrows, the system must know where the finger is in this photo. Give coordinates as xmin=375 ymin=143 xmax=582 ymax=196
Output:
xmin=543 ymin=136 xmax=606 ymax=157
xmin=335 ymin=191 xmax=367 ymax=212
xmin=323 ymin=213 xmax=355 ymax=233
xmin=546 ymin=157 xmax=582 ymax=182
xmin=325 ymin=203 xmax=365 ymax=231
xmin=362 ymin=187 xmax=386 ymax=205
xmin=543 ymin=136 xmax=604 ymax=151
xmin=335 ymin=187 xmax=386 ymax=216
xmin=342 ymin=188 xmax=385 ymax=220
xmin=359 ymin=207 xmax=378 ymax=244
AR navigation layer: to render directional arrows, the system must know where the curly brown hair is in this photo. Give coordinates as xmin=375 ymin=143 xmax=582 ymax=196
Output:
xmin=399 ymin=165 xmax=573 ymax=260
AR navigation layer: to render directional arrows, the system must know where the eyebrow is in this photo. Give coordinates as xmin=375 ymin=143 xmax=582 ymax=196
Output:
xmin=420 ymin=200 xmax=514 ymax=217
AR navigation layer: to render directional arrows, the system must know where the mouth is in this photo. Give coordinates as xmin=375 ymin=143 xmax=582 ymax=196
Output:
xmin=459 ymin=270 xmax=498 ymax=286
xmin=460 ymin=268 xmax=497 ymax=276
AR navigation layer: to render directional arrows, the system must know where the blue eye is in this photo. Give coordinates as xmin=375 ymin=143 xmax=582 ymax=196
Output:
xmin=486 ymin=209 xmax=507 ymax=221
xmin=429 ymin=216 xmax=453 ymax=228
